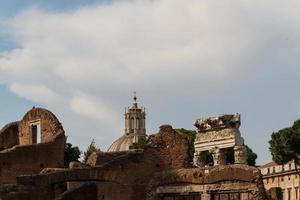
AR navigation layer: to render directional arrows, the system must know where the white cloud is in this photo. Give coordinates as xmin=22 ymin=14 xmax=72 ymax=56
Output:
xmin=1 ymin=0 xmax=300 ymax=162
xmin=10 ymin=83 xmax=61 ymax=106
xmin=70 ymin=93 xmax=118 ymax=124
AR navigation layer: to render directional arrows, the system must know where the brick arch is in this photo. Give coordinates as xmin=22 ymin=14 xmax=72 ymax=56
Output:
xmin=36 ymin=168 xmax=122 ymax=186
xmin=19 ymin=107 xmax=64 ymax=145
xmin=35 ymin=152 xmax=145 ymax=187
xmin=17 ymin=166 xmax=125 ymax=200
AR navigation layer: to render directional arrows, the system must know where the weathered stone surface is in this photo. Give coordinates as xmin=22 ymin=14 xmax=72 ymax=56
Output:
xmin=0 ymin=113 xmax=267 ymax=200
xmin=146 ymin=165 xmax=269 ymax=200
xmin=0 ymin=121 xmax=19 ymax=150
xmin=193 ymin=114 xmax=246 ymax=167
xmin=210 ymin=147 xmax=227 ymax=166
xmin=194 ymin=113 xmax=241 ymax=132
xmin=234 ymin=145 xmax=247 ymax=164
xmin=19 ymin=107 xmax=64 ymax=145
xmin=194 ymin=127 xmax=244 ymax=151
xmin=0 ymin=124 xmax=189 ymax=200
xmin=0 ymin=107 xmax=65 ymax=184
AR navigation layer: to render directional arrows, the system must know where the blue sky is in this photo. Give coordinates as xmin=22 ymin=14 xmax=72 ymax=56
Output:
xmin=0 ymin=0 xmax=109 ymax=51
xmin=0 ymin=0 xmax=109 ymax=131
xmin=0 ymin=0 xmax=300 ymax=165
xmin=0 ymin=0 xmax=109 ymax=17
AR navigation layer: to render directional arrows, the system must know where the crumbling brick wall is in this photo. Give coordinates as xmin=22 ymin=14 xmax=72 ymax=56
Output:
xmin=19 ymin=108 xmax=63 ymax=145
xmin=86 ymin=151 xmax=128 ymax=166
xmin=0 ymin=121 xmax=19 ymax=150
xmin=0 ymin=124 xmax=268 ymax=200
xmin=66 ymin=124 xmax=190 ymax=200
xmin=0 ymin=132 xmax=65 ymax=183
xmin=0 ymin=107 xmax=65 ymax=183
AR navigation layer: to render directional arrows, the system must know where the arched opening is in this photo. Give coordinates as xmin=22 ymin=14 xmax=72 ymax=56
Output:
xmin=136 ymin=118 xmax=140 ymax=129
xmin=54 ymin=181 xmax=131 ymax=200
xmin=131 ymin=117 xmax=135 ymax=130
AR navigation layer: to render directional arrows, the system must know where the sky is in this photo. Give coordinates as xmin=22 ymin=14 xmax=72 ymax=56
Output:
xmin=0 ymin=0 xmax=300 ymax=165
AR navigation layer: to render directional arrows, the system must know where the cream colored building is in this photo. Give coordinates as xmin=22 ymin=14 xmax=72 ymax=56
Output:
xmin=260 ymin=160 xmax=300 ymax=200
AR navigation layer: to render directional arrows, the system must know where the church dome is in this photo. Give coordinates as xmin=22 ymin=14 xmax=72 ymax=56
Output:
xmin=107 ymin=94 xmax=146 ymax=152
xmin=107 ymin=135 xmax=135 ymax=152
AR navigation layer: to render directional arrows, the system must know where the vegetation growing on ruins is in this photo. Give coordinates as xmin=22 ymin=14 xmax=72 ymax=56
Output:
xmin=129 ymin=129 xmax=257 ymax=166
xmin=175 ymin=128 xmax=197 ymax=163
xmin=129 ymin=138 xmax=148 ymax=149
xmin=83 ymin=139 xmax=101 ymax=162
xmin=269 ymin=119 xmax=300 ymax=168
xmin=129 ymin=135 xmax=155 ymax=150
xmin=64 ymin=137 xmax=81 ymax=167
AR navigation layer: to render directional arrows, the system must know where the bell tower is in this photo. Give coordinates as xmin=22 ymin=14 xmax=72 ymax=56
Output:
xmin=124 ymin=93 xmax=146 ymax=143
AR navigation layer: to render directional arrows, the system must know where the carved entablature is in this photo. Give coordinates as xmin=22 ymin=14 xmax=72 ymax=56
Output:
xmin=194 ymin=113 xmax=241 ymax=133
xmin=195 ymin=128 xmax=241 ymax=144
xmin=193 ymin=113 xmax=246 ymax=167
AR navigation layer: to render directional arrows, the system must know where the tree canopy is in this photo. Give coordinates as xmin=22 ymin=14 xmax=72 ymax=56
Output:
xmin=64 ymin=137 xmax=81 ymax=167
xmin=83 ymin=139 xmax=101 ymax=163
xmin=244 ymin=145 xmax=257 ymax=166
xmin=129 ymin=137 xmax=148 ymax=150
xmin=269 ymin=119 xmax=300 ymax=165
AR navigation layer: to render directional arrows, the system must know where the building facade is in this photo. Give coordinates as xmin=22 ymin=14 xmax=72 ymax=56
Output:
xmin=260 ymin=160 xmax=300 ymax=200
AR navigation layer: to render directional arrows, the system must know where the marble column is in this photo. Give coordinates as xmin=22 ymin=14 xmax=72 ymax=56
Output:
xmin=234 ymin=145 xmax=246 ymax=164
xmin=211 ymin=148 xmax=226 ymax=166
xmin=194 ymin=151 xmax=205 ymax=167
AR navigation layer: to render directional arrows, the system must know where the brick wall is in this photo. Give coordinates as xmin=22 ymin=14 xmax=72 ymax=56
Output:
xmin=19 ymin=108 xmax=63 ymax=145
xmin=0 ymin=107 xmax=65 ymax=184
xmin=78 ymin=124 xmax=190 ymax=200
xmin=0 ymin=132 xmax=65 ymax=183
xmin=58 ymin=182 xmax=98 ymax=200
xmin=0 ymin=122 xmax=19 ymax=150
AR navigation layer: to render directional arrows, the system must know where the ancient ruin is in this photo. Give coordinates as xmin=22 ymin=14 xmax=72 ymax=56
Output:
xmin=193 ymin=114 xmax=246 ymax=167
xmin=0 ymin=107 xmax=65 ymax=184
xmin=0 ymin=103 xmax=269 ymax=200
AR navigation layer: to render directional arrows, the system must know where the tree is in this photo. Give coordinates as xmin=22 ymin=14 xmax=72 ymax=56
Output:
xmin=269 ymin=119 xmax=300 ymax=185
xmin=129 ymin=138 xmax=148 ymax=150
xmin=219 ymin=144 xmax=257 ymax=166
xmin=269 ymin=120 xmax=300 ymax=165
xmin=64 ymin=137 xmax=81 ymax=167
xmin=83 ymin=139 xmax=101 ymax=163
xmin=244 ymin=145 xmax=257 ymax=166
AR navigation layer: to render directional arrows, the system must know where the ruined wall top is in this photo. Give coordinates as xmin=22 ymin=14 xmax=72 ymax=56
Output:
xmin=19 ymin=107 xmax=65 ymax=145
xmin=194 ymin=113 xmax=241 ymax=133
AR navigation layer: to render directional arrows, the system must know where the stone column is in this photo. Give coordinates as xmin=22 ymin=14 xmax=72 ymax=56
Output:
xmin=234 ymin=145 xmax=246 ymax=164
xmin=211 ymin=148 xmax=226 ymax=166
xmin=194 ymin=151 xmax=205 ymax=167
xmin=201 ymin=192 xmax=211 ymax=200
